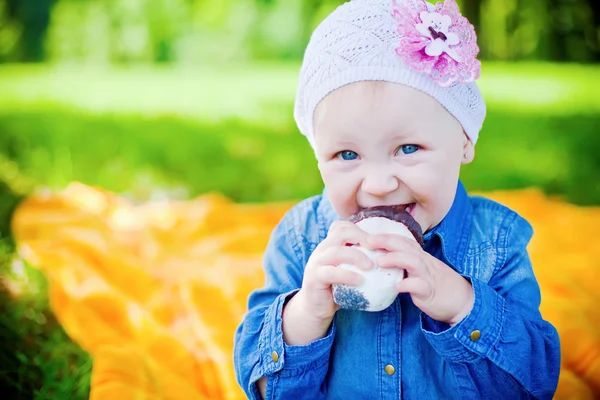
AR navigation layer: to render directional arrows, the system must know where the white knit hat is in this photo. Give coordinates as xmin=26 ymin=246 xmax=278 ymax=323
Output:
xmin=294 ymin=0 xmax=486 ymax=148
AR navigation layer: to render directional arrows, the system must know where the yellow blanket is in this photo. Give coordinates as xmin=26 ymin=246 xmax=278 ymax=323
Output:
xmin=10 ymin=183 xmax=600 ymax=399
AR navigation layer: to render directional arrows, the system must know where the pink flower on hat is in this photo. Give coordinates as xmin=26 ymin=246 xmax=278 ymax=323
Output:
xmin=391 ymin=0 xmax=481 ymax=87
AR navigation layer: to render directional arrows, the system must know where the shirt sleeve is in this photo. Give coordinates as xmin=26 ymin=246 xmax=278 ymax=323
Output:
xmin=420 ymin=212 xmax=561 ymax=399
xmin=233 ymin=206 xmax=335 ymax=400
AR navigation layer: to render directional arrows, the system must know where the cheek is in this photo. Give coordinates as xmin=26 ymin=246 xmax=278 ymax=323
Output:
xmin=319 ymin=162 xmax=357 ymax=188
xmin=319 ymin=165 xmax=342 ymax=194
xmin=323 ymin=175 xmax=354 ymax=201
xmin=318 ymin=165 xmax=358 ymax=217
xmin=429 ymin=164 xmax=461 ymax=216
xmin=410 ymin=158 xmax=461 ymax=208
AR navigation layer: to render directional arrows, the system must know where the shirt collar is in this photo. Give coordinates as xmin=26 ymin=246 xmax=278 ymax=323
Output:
xmin=423 ymin=180 xmax=472 ymax=271
xmin=319 ymin=180 xmax=472 ymax=271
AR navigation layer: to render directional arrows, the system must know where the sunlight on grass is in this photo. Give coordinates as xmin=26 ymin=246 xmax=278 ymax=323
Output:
xmin=1 ymin=62 xmax=599 ymax=123
xmin=480 ymin=62 xmax=600 ymax=114
xmin=0 ymin=63 xmax=299 ymax=124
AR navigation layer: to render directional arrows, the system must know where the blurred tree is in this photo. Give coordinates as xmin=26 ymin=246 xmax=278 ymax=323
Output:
xmin=2 ymin=0 xmax=57 ymax=62
xmin=2 ymin=0 xmax=599 ymax=63
xmin=547 ymin=0 xmax=599 ymax=61
xmin=460 ymin=0 xmax=481 ymax=38
xmin=587 ymin=0 xmax=600 ymax=60
xmin=301 ymin=0 xmax=325 ymax=46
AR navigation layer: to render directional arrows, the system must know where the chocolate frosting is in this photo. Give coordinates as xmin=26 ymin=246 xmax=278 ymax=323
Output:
xmin=349 ymin=205 xmax=424 ymax=246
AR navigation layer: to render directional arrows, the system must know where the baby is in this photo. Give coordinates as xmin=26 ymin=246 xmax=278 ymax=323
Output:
xmin=234 ymin=0 xmax=561 ymax=398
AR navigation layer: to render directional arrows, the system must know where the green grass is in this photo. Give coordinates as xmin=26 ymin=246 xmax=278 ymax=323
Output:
xmin=0 ymin=240 xmax=92 ymax=399
xmin=0 ymin=61 xmax=599 ymax=397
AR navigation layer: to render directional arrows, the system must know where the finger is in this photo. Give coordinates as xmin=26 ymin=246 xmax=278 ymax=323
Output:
xmin=395 ymin=277 xmax=430 ymax=297
xmin=366 ymin=233 xmax=419 ymax=252
xmin=315 ymin=265 xmax=364 ymax=287
xmin=376 ymin=251 xmax=424 ymax=276
xmin=324 ymin=220 xmax=370 ymax=247
xmin=313 ymin=246 xmax=374 ymax=270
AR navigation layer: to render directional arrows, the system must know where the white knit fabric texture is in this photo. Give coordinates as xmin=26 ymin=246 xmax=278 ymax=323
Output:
xmin=293 ymin=0 xmax=486 ymax=148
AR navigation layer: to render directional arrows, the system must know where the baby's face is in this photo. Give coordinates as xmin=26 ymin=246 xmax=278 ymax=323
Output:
xmin=313 ymin=81 xmax=473 ymax=233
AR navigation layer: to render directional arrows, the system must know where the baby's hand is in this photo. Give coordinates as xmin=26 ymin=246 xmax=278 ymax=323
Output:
xmin=366 ymin=234 xmax=474 ymax=326
xmin=299 ymin=220 xmax=375 ymax=319
xmin=282 ymin=220 xmax=373 ymax=345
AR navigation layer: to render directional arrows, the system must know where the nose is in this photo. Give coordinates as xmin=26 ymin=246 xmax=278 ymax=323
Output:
xmin=361 ymin=164 xmax=400 ymax=197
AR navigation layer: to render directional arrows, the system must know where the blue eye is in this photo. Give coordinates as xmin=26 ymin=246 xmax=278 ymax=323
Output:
xmin=337 ymin=150 xmax=359 ymax=160
xmin=397 ymin=145 xmax=420 ymax=155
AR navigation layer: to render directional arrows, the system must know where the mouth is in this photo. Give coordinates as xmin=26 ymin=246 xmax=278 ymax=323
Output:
xmin=350 ymin=203 xmax=423 ymax=244
xmin=404 ymin=203 xmax=416 ymax=216
xmin=358 ymin=203 xmax=416 ymax=215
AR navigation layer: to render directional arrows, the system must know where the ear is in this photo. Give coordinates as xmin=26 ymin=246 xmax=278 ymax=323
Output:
xmin=461 ymin=136 xmax=475 ymax=165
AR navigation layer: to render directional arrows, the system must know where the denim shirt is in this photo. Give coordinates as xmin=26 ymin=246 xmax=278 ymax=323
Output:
xmin=233 ymin=181 xmax=561 ymax=399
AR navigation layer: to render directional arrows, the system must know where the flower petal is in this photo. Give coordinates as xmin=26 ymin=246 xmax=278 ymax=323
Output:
xmin=440 ymin=15 xmax=452 ymax=31
xmin=425 ymin=40 xmax=444 ymax=57
xmin=419 ymin=11 xmax=432 ymax=24
xmin=415 ymin=23 xmax=433 ymax=38
xmin=445 ymin=32 xmax=460 ymax=46
xmin=445 ymin=47 xmax=462 ymax=62
xmin=393 ymin=0 xmax=481 ymax=85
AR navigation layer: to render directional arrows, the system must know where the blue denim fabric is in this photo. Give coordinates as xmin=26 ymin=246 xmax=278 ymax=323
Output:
xmin=233 ymin=181 xmax=561 ymax=399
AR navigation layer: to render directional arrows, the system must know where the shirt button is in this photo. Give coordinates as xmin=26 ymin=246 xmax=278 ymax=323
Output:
xmin=271 ymin=351 xmax=279 ymax=363
xmin=384 ymin=364 xmax=395 ymax=375
xmin=470 ymin=330 xmax=481 ymax=341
